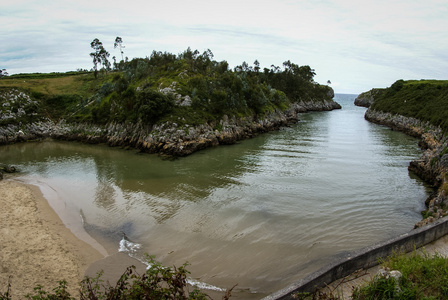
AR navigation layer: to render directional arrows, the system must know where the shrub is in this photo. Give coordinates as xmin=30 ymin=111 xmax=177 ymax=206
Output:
xmin=0 ymin=257 xmax=234 ymax=300
xmin=136 ymin=88 xmax=174 ymax=124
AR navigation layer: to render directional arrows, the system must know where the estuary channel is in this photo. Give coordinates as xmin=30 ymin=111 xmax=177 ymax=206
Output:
xmin=2 ymin=94 xmax=431 ymax=298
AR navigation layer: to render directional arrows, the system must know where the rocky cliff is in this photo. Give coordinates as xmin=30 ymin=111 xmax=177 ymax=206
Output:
xmin=354 ymin=88 xmax=384 ymax=107
xmin=365 ymin=109 xmax=448 ymax=227
xmin=0 ymin=88 xmax=341 ymax=157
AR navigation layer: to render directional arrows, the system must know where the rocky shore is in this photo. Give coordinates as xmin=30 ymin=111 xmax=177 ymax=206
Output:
xmin=353 ymin=88 xmax=383 ymax=108
xmin=0 ymin=98 xmax=341 ymax=157
xmin=364 ymin=109 xmax=448 ymax=227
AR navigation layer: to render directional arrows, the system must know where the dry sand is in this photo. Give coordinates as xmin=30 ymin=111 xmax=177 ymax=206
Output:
xmin=0 ymin=179 xmax=103 ymax=298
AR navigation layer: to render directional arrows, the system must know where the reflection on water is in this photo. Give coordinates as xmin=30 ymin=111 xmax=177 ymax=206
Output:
xmin=1 ymin=94 xmax=431 ymax=298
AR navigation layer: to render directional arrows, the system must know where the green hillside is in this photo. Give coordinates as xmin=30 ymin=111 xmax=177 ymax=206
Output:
xmin=370 ymin=80 xmax=448 ymax=132
xmin=0 ymin=49 xmax=333 ymax=127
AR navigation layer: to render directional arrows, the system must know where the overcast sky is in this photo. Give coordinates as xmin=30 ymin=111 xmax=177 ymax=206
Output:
xmin=2 ymin=0 xmax=448 ymax=94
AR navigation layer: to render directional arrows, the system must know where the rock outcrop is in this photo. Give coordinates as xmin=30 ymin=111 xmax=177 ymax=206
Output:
xmin=0 ymin=91 xmax=341 ymax=157
xmin=365 ymin=109 xmax=448 ymax=227
xmin=0 ymin=163 xmax=18 ymax=180
xmin=0 ymin=89 xmax=39 ymax=124
xmin=354 ymin=88 xmax=384 ymax=108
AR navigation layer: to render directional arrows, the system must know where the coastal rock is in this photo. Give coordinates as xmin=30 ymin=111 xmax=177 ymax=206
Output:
xmin=327 ymin=87 xmax=335 ymax=99
xmin=0 ymin=164 xmax=18 ymax=180
xmin=0 ymin=89 xmax=39 ymax=124
xmin=365 ymin=108 xmax=448 ymax=227
xmin=0 ymin=88 xmax=341 ymax=157
xmin=0 ymin=164 xmax=17 ymax=173
xmin=354 ymin=88 xmax=384 ymax=107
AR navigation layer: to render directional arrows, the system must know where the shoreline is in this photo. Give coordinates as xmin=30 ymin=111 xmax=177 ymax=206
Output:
xmin=0 ymin=179 xmax=103 ymax=298
xmin=0 ymin=99 xmax=341 ymax=158
xmin=0 ymin=111 xmax=442 ymax=299
xmin=364 ymin=108 xmax=448 ymax=227
xmin=25 ymin=178 xmax=109 ymax=258
xmin=0 ymin=176 xmax=222 ymax=298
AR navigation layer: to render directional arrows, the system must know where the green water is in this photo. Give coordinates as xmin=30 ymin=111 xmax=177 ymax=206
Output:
xmin=1 ymin=94 xmax=430 ymax=298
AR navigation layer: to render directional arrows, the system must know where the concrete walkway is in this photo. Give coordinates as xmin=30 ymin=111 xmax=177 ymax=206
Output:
xmin=323 ymin=234 xmax=448 ymax=299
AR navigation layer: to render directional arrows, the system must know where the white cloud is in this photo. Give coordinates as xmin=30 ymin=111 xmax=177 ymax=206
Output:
xmin=1 ymin=0 xmax=447 ymax=93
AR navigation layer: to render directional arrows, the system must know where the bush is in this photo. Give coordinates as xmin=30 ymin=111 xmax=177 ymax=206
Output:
xmin=136 ymin=88 xmax=174 ymax=124
xmin=80 ymin=257 xmax=208 ymax=300
xmin=0 ymin=256 xmax=234 ymax=300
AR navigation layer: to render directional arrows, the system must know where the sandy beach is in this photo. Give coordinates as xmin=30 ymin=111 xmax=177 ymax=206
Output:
xmin=0 ymin=179 xmax=103 ymax=298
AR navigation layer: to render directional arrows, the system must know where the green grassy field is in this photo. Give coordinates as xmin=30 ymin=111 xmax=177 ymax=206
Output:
xmin=0 ymin=72 xmax=108 ymax=97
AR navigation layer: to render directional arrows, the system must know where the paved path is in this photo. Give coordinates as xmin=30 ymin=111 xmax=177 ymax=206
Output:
xmin=323 ymin=234 xmax=448 ymax=299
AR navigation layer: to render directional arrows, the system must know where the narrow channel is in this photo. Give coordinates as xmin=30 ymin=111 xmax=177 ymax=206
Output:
xmin=2 ymin=94 xmax=431 ymax=298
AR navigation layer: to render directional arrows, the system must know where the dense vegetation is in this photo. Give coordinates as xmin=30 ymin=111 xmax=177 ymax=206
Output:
xmin=369 ymin=80 xmax=448 ymax=133
xmin=0 ymin=48 xmax=333 ymax=127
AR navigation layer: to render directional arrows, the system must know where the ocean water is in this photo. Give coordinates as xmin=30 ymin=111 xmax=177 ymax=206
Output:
xmin=2 ymin=94 xmax=431 ymax=298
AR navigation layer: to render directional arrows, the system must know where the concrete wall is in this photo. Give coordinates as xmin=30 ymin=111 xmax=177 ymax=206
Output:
xmin=263 ymin=216 xmax=448 ymax=300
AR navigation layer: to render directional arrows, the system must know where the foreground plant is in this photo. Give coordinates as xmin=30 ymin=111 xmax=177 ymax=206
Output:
xmin=1 ymin=256 xmax=233 ymax=299
xmin=352 ymin=250 xmax=448 ymax=299
xmin=293 ymin=250 xmax=448 ymax=300
xmin=80 ymin=256 xmax=210 ymax=300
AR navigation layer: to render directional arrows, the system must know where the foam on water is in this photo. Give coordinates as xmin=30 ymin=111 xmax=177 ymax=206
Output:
xmin=186 ymin=278 xmax=226 ymax=292
xmin=118 ymin=237 xmax=225 ymax=292
xmin=118 ymin=236 xmax=142 ymax=254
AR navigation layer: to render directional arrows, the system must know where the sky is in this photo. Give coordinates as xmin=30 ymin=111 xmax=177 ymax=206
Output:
xmin=2 ymin=0 xmax=448 ymax=94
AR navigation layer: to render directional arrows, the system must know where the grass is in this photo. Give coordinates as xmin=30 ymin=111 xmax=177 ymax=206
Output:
xmin=0 ymin=75 xmax=82 ymax=96
xmin=352 ymin=250 xmax=448 ymax=299
xmin=294 ymin=250 xmax=448 ymax=300
xmin=0 ymin=72 xmax=114 ymax=97
xmin=0 ymin=72 xmax=119 ymax=122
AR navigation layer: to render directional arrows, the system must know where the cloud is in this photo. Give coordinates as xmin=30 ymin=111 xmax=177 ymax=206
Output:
xmin=1 ymin=0 xmax=447 ymax=93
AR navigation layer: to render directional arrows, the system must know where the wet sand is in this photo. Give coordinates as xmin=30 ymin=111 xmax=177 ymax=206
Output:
xmin=0 ymin=180 xmax=103 ymax=298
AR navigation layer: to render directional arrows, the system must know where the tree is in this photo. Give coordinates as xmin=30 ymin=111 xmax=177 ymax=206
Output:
xmin=253 ymin=60 xmax=260 ymax=73
xmin=90 ymin=38 xmax=102 ymax=78
xmin=112 ymin=56 xmax=117 ymax=70
xmin=90 ymin=38 xmax=110 ymax=78
xmin=114 ymin=36 xmax=125 ymax=62
xmin=0 ymin=69 xmax=8 ymax=78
